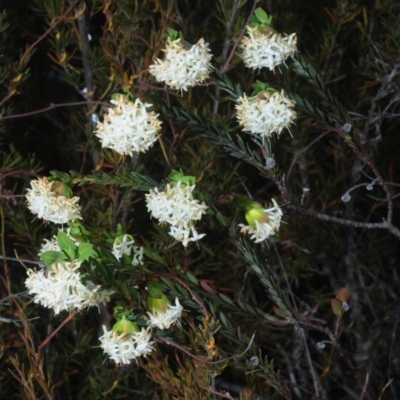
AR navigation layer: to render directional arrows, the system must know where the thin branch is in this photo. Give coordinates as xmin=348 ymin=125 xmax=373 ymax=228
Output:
xmin=220 ymin=0 xmax=261 ymax=74
xmin=297 ymin=319 xmax=363 ymax=390
xmin=285 ymin=203 xmax=400 ymax=240
xmin=359 ymin=369 xmax=370 ymax=400
xmin=0 ymin=101 xmax=109 ymax=121
xmin=34 ymin=309 xmax=81 ymax=367
xmin=70 ymin=0 xmax=96 ymax=120
xmin=157 ymin=333 xmax=254 ymax=366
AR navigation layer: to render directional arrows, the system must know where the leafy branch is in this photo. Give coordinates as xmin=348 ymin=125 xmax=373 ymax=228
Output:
xmin=51 ymin=170 xmax=161 ymax=191
xmin=166 ymin=106 xmax=266 ymax=172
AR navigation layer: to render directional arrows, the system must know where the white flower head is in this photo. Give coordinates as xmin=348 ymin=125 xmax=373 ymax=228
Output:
xmin=25 ymin=261 xmax=114 ymax=314
xmin=239 ymin=199 xmax=283 ymax=243
xmin=149 ymin=37 xmax=213 ymax=92
xmin=147 ymin=297 xmax=183 ymax=330
xmin=26 ymin=177 xmax=82 ymax=225
xmin=240 ymin=25 xmax=297 ymax=71
xmin=236 ymin=90 xmax=296 ymax=138
xmin=145 ymin=181 xmax=207 ymax=247
xmin=95 ymin=96 xmax=162 ymax=156
xmin=99 ymin=326 xmax=154 ymax=365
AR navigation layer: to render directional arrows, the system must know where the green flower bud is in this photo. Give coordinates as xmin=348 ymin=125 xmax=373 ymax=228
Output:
xmin=245 ymin=202 xmax=270 ymax=228
xmin=147 ymin=282 xmax=170 ymax=313
xmin=147 ymin=294 xmax=169 ymax=314
xmin=112 ymin=316 xmax=139 ymax=335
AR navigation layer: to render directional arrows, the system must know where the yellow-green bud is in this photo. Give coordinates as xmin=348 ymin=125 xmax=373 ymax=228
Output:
xmin=147 ymin=293 xmax=169 ymax=314
xmin=245 ymin=202 xmax=270 ymax=228
xmin=112 ymin=316 xmax=139 ymax=335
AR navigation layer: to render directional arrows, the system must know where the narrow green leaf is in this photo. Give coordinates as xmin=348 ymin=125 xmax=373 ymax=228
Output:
xmin=216 ymin=212 xmax=231 ymax=227
xmin=219 ymin=311 xmax=230 ymax=328
xmin=143 ymin=248 xmax=167 ymax=266
xmin=251 ymin=264 xmax=262 ymax=275
xmin=186 ymin=272 xmax=199 ymax=285
xmin=219 ymin=293 xmax=235 ymax=305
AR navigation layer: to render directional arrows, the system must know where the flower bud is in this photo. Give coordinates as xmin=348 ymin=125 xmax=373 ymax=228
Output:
xmin=147 ymin=293 xmax=169 ymax=314
xmin=112 ymin=316 xmax=139 ymax=335
xmin=245 ymin=202 xmax=270 ymax=228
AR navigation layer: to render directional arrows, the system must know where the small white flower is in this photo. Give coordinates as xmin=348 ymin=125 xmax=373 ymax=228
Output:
xmin=25 ymin=261 xmax=114 ymax=314
xmin=145 ymin=182 xmax=207 ymax=247
xmin=112 ymin=234 xmax=135 ymax=260
xmin=240 ymin=26 xmax=297 ymax=71
xmin=147 ymin=298 xmax=183 ymax=330
xmin=168 ymin=225 xmax=206 ymax=247
xmin=95 ymin=96 xmax=162 ymax=156
xmin=99 ymin=326 xmax=154 ymax=364
xmin=112 ymin=234 xmax=144 ymax=266
xmin=26 ymin=177 xmax=82 ymax=225
xmin=149 ymin=38 xmax=213 ymax=91
xmin=239 ymin=199 xmax=283 ymax=243
xmin=236 ymin=90 xmax=296 ymax=138
xmin=132 ymin=246 xmax=144 ymax=266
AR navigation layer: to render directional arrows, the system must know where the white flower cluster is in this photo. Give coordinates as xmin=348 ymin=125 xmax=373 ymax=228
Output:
xmin=147 ymin=298 xmax=183 ymax=330
xmin=99 ymin=326 xmax=154 ymax=365
xmin=149 ymin=38 xmax=213 ymax=91
xmin=145 ymin=182 xmax=207 ymax=247
xmin=25 ymin=261 xmax=114 ymax=314
xmin=95 ymin=96 xmax=162 ymax=156
xmin=239 ymin=199 xmax=283 ymax=243
xmin=26 ymin=235 xmax=113 ymax=314
xmin=112 ymin=234 xmax=144 ymax=266
xmin=236 ymin=90 xmax=296 ymax=138
xmin=240 ymin=26 xmax=297 ymax=71
xmin=26 ymin=177 xmax=82 ymax=225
